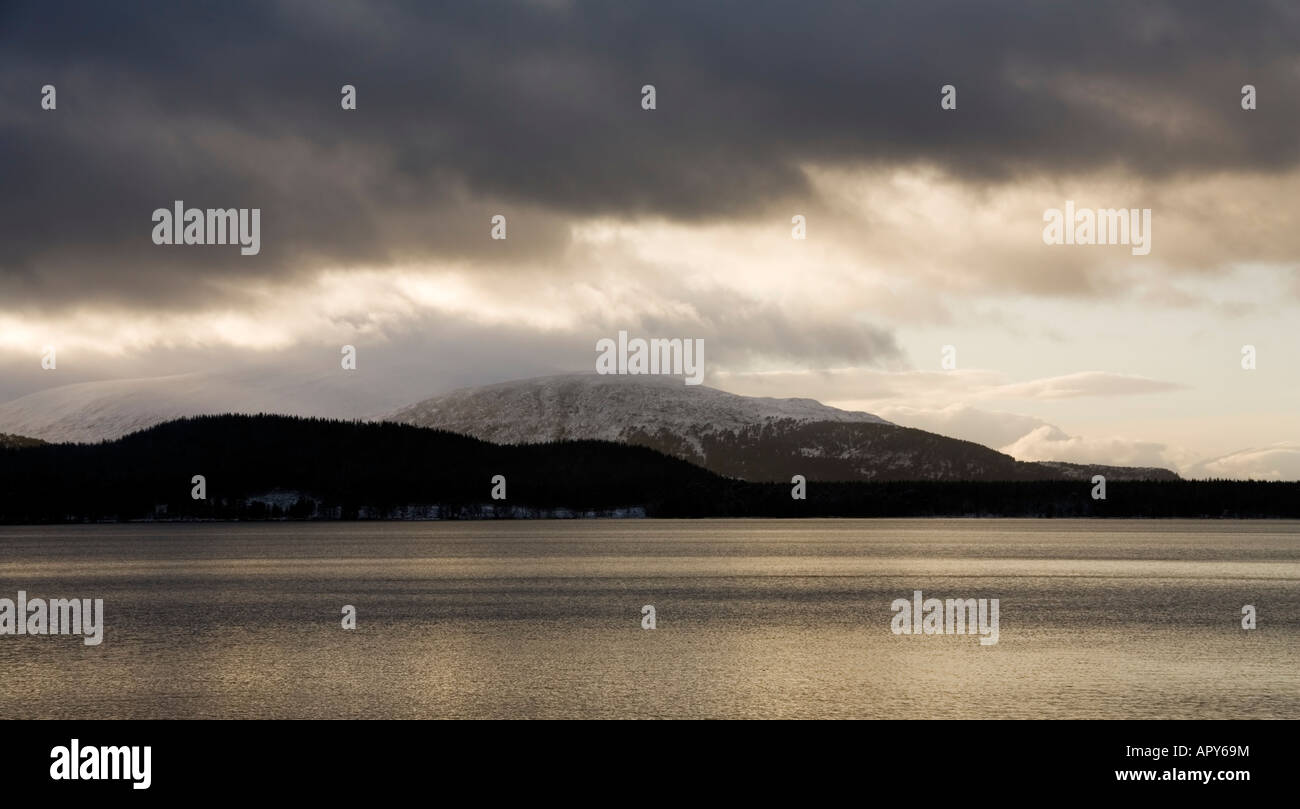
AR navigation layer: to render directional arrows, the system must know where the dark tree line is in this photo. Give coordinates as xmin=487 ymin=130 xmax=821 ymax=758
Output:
xmin=0 ymin=414 xmax=1296 ymax=523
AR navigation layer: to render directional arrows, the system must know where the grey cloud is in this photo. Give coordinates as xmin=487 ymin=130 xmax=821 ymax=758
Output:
xmin=984 ymin=371 xmax=1185 ymax=399
xmin=1000 ymin=424 xmax=1174 ymax=468
xmin=0 ymin=314 xmax=595 ymax=406
xmin=1186 ymin=443 xmax=1300 ymax=481
xmin=3 ymin=1 xmax=1299 ymax=309
xmin=875 ymin=403 xmax=1051 ymax=450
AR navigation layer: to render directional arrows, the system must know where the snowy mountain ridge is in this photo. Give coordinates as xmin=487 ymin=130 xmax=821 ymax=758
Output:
xmin=0 ymin=371 xmax=1179 ymax=483
xmin=389 ymin=374 xmax=892 ymax=457
xmin=389 ymin=374 xmax=1178 ymax=482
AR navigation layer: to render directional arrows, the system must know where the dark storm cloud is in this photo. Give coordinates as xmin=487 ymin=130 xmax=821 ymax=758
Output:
xmin=2 ymin=0 xmax=1298 ymax=309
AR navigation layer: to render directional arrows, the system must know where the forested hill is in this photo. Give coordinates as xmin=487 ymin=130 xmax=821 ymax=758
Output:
xmin=0 ymin=414 xmax=1295 ymax=523
xmin=0 ymin=414 xmax=722 ymax=522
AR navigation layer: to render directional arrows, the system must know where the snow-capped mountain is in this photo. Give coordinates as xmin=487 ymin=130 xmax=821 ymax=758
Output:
xmin=391 ymin=373 xmax=890 ymax=448
xmin=389 ymin=374 xmax=1179 ymax=482
xmin=0 ymin=370 xmax=1179 ymax=482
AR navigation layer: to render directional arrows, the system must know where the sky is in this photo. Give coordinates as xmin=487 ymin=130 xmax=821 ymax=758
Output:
xmin=2 ymin=1 xmax=1299 ymax=478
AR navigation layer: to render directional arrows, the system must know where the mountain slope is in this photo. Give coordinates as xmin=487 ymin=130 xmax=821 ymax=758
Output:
xmin=390 ymin=375 xmax=1179 ymax=482
xmin=0 ymin=433 xmax=45 ymax=449
xmin=390 ymin=373 xmax=889 ymax=450
xmin=0 ymin=369 xmax=409 ymax=444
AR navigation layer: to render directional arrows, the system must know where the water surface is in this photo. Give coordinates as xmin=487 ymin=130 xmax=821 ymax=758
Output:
xmin=1 ymin=519 xmax=1296 ymax=719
